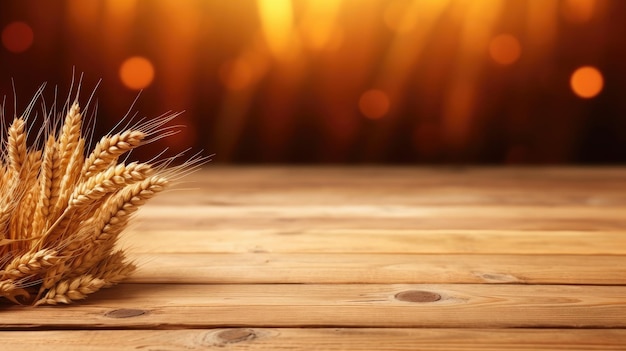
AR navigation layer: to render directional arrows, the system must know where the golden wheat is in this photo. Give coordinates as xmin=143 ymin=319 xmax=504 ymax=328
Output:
xmin=0 ymin=91 xmax=198 ymax=306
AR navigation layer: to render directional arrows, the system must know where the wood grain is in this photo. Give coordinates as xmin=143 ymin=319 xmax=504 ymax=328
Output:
xmin=128 ymin=253 xmax=626 ymax=285
xmin=2 ymin=284 xmax=626 ymax=328
xmin=1 ymin=329 xmax=625 ymax=350
xmin=121 ymin=229 xmax=626 ymax=254
xmin=3 ymin=167 xmax=626 ymax=349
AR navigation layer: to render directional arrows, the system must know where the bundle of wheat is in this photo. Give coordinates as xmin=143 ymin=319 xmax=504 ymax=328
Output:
xmin=0 ymin=95 xmax=196 ymax=306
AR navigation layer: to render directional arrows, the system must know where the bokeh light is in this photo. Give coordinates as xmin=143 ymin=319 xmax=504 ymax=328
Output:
xmin=489 ymin=34 xmax=522 ymax=65
xmin=119 ymin=56 xmax=155 ymax=90
xmin=1 ymin=21 xmax=34 ymax=53
xmin=0 ymin=0 xmax=624 ymax=163
xmin=570 ymin=66 xmax=603 ymax=99
xmin=359 ymin=89 xmax=390 ymax=119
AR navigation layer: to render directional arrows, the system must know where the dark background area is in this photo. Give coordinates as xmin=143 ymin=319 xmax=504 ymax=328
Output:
xmin=0 ymin=0 xmax=625 ymax=164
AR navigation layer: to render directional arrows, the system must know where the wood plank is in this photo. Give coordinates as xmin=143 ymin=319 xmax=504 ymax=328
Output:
xmin=137 ymin=205 xmax=626 ymax=221
xmin=132 ymin=215 xmax=626 ymax=231
xmin=128 ymin=253 xmax=626 ymax=285
xmin=1 ymin=328 xmax=625 ymax=350
xmin=132 ymin=201 xmax=626 ymax=231
xmin=2 ymin=284 xmax=626 ymax=328
xmin=174 ymin=167 xmax=626 ymax=190
xmin=121 ymin=229 xmax=626 ymax=254
xmin=152 ymin=167 xmax=626 ymax=208
xmin=133 ymin=167 xmax=626 ymax=233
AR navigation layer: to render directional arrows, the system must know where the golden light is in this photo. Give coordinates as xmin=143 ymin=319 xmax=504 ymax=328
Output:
xmin=570 ymin=66 xmax=603 ymax=99
xmin=1 ymin=21 xmax=34 ymax=53
xmin=299 ymin=0 xmax=343 ymax=50
xmin=489 ymin=34 xmax=522 ymax=65
xmin=257 ymin=0 xmax=295 ymax=58
xmin=119 ymin=56 xmax=155 ymax=90
xmin=105 ymin=0 xmax=137 ymax=17
xmin=383 ymin=0 xmax=419 ymax=33
xmin=359 ymin=89 xmax=390 ymax=119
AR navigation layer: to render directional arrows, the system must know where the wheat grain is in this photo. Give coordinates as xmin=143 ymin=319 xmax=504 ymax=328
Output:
xmin=82 ymin=130 xmax=146 ymax=178
xmin=84 ymin=250 xmax=136 ymax=287
xmin=35 ymin=274 xmax=105 ymax=305
xmin=70 ymin=162 xmax=153 ymax=208
xmin=56 ymin=103 xmax=82 ymax=169
xmin=0 ymin=280 xmax=29 ymax=304
xmin=52 ymin=138 xmax=85 ymax=220
xmin=95 ymin=175 xmax=168 ymax=240
xmin=31 ymin=135 xmax=57 ymax=236
xmin=0 ymin=249 xmax=58 ymax=280
xmin=70 ymin=176 xmax=168 ymax=274
xmin=10 ymin=150 xmax=43 ymax=242
xmin=7 ymin=118 xmax=27 ymax=177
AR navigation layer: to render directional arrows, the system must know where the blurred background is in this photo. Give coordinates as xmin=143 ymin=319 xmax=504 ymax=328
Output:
xmin=0 ymin=0 xmax=624 ymax=164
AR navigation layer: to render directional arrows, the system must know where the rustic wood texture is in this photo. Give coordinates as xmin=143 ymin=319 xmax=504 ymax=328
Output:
xmin=2 ymin=167 xmax=626 ymax=349
xmin=2 ymin=329 xmax=626 ymax=351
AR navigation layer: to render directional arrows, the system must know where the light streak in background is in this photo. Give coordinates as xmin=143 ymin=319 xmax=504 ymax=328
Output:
xmin=0 ymin=0 xmax=619 ymax=163
xmin=300 ymin=0 xmax=344 ymax=51
xmin=257 ymin=0 xmax=296 ymax=58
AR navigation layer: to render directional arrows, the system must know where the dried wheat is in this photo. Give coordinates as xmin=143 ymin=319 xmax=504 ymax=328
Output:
xmin=0 ymin=249 xmax=58 ymax=280
xmin=35 ymin=274 xmax=105 ymax=305
xmin=0 ymin=87 xmax=200 ymax=306
xmin=82 ymin=130 xmax=146 ymax=178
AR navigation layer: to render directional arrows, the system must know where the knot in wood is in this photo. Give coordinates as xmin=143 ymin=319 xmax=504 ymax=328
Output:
xmin=217 ymin=328 xmax=257 ymax=344
xmin=395 ymin=290 xmax=441 ymax=303
xmin=105 ymin=308 xmax=147 ymax=318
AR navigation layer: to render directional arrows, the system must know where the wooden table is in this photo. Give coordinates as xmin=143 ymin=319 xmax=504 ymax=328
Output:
xmin=2 ymin=167 xmax=626 ymax=349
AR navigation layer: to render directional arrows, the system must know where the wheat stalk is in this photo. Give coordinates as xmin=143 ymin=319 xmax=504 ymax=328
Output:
xmin=0 ymin=87 xmax=203 ymax=305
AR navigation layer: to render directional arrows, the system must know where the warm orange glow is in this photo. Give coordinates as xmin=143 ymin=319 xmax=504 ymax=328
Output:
xmin=526 ymin=1 xmax=558 ymax=51
xmin=384 ymin=0 xmax=419 ymax=33
xmin=570 ymin=66 xmax=603 ymax=99
xmin=359 ymin=89 xmax=390 ymax=119
xmin=257 ymin=0 xmax=295 ymax=57
xmin=119 ymin=56 xmax=155 ymax=90
xmin=67 ymin=0 xmax=99 ymax=28
xmin=2 ymin=0 xmax=617 ymax=163
xmin=562 ymin=0 xmax=595 ymax=23
xmin=105 ymin=0 xmax=138 ymax=17
xmin=442 ymin=82 xmax=475 ymax=146
xmin=219 ymin=59 xmax=254 ymax=91
xmin=1 ymin=21 xmax=34 ymax=53
xmin=489 ymin=34 xmax=522 ymax=65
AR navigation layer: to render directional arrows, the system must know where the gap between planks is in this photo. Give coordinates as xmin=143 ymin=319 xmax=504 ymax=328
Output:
xmin=1 ymin=328 xmax=625 ymax=350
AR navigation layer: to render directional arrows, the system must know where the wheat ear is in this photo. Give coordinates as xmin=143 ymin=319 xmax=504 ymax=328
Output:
xmin=35 ymin=274 xmax=105 ymax=305
xmin=82 ymin=131 xmax=146 ymax=179
xmin=0 ymin=249 xmax=59 ymax=280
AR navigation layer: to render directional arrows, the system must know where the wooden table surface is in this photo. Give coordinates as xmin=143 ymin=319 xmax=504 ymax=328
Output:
xmin=2 ymin=167 xmax=626 ymax=349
